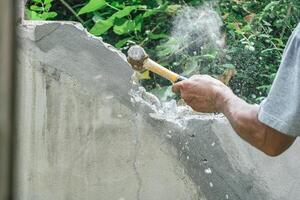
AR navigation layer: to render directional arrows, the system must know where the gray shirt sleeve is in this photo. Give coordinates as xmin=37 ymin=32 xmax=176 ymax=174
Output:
xmin=258 ymin=23 xmax=300 ymax=137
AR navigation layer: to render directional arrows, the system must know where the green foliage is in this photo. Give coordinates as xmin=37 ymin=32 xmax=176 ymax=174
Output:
xmin=89 ymin=5 xmax=145 ymax=36
xmin=26 ymin=0 xmax=57 ymax=20
xmin=219 ymin=0 xmax=300 ymax=102
xmin=78 ymin=0 xmax=106 ymax=15
xmin=25 ymin=0 xmax=300 ymax=103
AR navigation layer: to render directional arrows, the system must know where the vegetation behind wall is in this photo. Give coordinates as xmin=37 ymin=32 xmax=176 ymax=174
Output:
xmin=26 ymin=0 xmax=300 ymax=103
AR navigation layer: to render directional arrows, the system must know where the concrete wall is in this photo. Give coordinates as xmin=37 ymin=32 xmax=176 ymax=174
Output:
xmin=16 ymin=21 xmax=300 ymax=200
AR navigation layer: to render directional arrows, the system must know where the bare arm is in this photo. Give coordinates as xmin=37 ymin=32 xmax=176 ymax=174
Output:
xmin=220 ymin=90 xmax=295 ymax=156
xmin=173 ymin=75 xmax=296 ymax=156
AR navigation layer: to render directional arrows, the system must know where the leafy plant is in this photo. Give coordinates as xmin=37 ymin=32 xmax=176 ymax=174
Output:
xmin=26 ymin=0 xmax=57 ymax=20
xmin=25 ymin=0 xmax=300 ymax=103
xmin=219 ymin=0 xmax=300 ymax=102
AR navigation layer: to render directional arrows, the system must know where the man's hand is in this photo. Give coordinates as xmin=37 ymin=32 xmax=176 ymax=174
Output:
xmin=172 ymin=74 xmax=296 ymax=156
xmin=172 ymin=75 xmax=232 ymax=113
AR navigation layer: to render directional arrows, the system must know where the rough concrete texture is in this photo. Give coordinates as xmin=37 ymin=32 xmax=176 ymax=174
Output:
xmin=16 ymin=21 xmax=300 ymax=200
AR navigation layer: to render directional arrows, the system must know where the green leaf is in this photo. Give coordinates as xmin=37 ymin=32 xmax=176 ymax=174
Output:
xmin=258 ymin=34 xmax=270 ymax=38
xmin=261 ymin=48 xmax=281 ymax=54
xmin=263 ymin=1 xmax=279 ymax=12
xmin=143 ymin=9 xmax=160 ymax=18
xmin=143 ymin=4 xmax=167 ymax=18
xmin=90 ymin=6 xmax=139 ymax=35
xmin=149 ymin=33 xmax=168 ymax=40
xmin=115 ymin=36 xmax=134 ymax=48
xmin=44 ymin=3 xmax=52 ymax=11
xmin=241 ymin=24 xmax=251 ymax=32
xmin=221 ymin=64 xmax=235 ymax=69
xmin=227 ymin=23 xmax=237 ymax=30
xmin=44 ymin=0 xmax=53 ymax=4
xmin=92 ymin=13 xmax=103 ymax=23
xmin=112 ymin=6 xmax=138 ymax=18
xmin=90 ymin=18 xmax=114 ymax=35
xmin=113 ymin=18 xmax=135 ymax=35
xmin=40 ymin=12 xmax=57 ymax=20
xmin=28 ymin=10 xmax=43 ymax=20
xmin=30 ymin=5 xmax=43 ymax=12
xmin=269 ymin=73 xmax=276 ymax=81
xmin=134 ymin=14 xmax=143 ymax=32
xmin=78 ymin=0 xmax=106 ymax=15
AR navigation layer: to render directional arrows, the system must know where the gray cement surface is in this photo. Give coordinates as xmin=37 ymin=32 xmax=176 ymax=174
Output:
xmin=15 ymin=21 xmax=300 ymax=200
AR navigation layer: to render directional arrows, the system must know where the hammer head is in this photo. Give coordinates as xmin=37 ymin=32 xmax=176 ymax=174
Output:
xmin=127 ymin=45 xmax=148 ymax=72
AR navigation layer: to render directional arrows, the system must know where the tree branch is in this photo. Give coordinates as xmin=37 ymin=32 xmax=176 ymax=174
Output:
xmin=59 ymin=0 xmax=85 ymax=24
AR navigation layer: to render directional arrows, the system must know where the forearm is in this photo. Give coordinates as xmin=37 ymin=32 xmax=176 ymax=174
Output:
xmin=172 ymin=75 xmax=295 ymax=156
xmin=218 ymin=91 xmax=267 ymax=152
xmin=217 ymin=89 xmax=295 ymax=156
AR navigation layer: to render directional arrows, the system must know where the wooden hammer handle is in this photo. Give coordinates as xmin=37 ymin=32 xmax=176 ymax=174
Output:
xmin=144 ymin=58 xmax=186 ymax=83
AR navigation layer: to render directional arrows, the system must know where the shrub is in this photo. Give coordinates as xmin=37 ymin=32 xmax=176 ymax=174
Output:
xmin=26 ymin=0 xmax=300 ymax=103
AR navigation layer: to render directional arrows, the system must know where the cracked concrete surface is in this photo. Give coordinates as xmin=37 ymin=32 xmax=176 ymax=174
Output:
xmin=15 ymin=21 xmax=200 ymax=200
xmin=15 ymin=20 xmax=300 ymax=200
xmin=132 ymin=114 xmax=142 ymax=200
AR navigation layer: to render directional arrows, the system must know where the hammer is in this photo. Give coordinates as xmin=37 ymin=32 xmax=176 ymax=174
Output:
xmin=127 ymin=45 xmax=187 ymax=83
